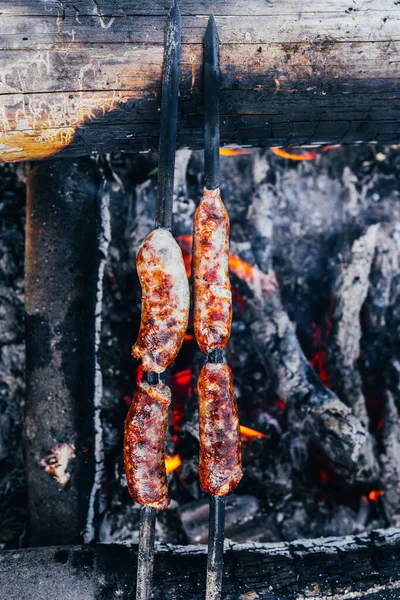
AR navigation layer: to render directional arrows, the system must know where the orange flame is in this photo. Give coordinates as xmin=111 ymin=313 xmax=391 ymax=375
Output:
xmin=270 ymin=145 xmax=338 ymax=162
xmin=368 ymin=489 xmax=384 ymax=502
xmin=176 ymin=235 xmax=193 ymax=277
xmin=176 ymin=236 xmax=277 ymax=294
xmin=165 ymin=454 xmax=182 ymax=474
xmin=220 ymin=148 xmax=252 ymax=156
xmin=240 ymin=425 xmax=267 ymax=439
xmin=164 ymin=427 xmax=265 ymax=472
xmin=229 ymin=254 xmax=277 ymax=293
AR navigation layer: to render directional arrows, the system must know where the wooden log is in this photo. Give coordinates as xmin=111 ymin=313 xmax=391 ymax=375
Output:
xmin=24 ymin=158 xmax=110 ymax=545
xmin=1 ymin=528 xmax=400 ymax=599
xmin=0 ymin=0 xmax=398 ymax=162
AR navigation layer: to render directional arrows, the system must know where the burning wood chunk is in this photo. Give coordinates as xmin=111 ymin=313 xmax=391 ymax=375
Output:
xmin=329 ymin=224 xmax=380 ymax=423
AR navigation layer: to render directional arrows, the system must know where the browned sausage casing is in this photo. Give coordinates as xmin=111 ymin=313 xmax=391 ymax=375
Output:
xmin=132 ymin=228 xmax=190 ymax=373
xmin=198 ymin=362 xmax=243 ymax=495
xmin=124 ymin=381 xmax=171 ymax=510
xmin=193 ymin=188 xmax=232 ymax=354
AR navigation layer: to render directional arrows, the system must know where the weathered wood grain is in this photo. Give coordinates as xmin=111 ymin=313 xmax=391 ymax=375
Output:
xmin=0 ymin=1 xmax=398 ymax=161
xmin=1 ymin=528 xmax=400 ymax=599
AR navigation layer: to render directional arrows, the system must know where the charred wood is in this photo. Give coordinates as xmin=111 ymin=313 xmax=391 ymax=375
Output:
xmin=230 ymin=155 xmax=380 ymax=484
xmin=24 ymin=157 xmax=110 ymax=545
xmin=0 ymin=1 xmax=399 ymax=161
xmin=1 ymin=528 xmax=400 ymax=599
xmin=329 ymin=225 xmax=380 ymax=424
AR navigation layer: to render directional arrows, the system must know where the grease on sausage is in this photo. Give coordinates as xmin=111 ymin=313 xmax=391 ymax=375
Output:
xmin=132 ymin=229 xmax=190 ymax=373
xmin=193 ymin=188 xmax=232 ymax=354
xmin=124 ymin=381 xmax=171 ymax=510
xmin=198 ymin=362 xmax=242 ymax=496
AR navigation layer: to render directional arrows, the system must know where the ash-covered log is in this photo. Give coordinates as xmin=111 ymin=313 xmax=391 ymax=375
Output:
xmin=229 ymin=154 xmax=380 ymax=485
xmin=0 ymin=528 xmax=400 ymax=599
xmin=0 ymin=1 xmax=399 ymax=161
xmin=24 ymin=158 xmax=110 ymax=545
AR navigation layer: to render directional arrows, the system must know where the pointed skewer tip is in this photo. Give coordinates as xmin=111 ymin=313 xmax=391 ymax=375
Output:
xmin=207 ymin=12 xmax=216 ymax=27
xmin=205 ymin=12 xmax=218 ymax=41
xmin=170 ymin=0 xmax=181 ymax=16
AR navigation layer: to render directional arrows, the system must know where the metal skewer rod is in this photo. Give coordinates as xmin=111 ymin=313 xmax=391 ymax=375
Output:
xmin=206 ymin=495 xmax=225 ymax=600
xmin=155 ymin=0 xmax=182 ymax=230
xmin=204 ymin=12 xmax=220 ymax=191
xmin=136 ymin=506 xmax=157 ymax=600
xmin=204 ymin=14 xmax=225 ymax=600
xmin=135 ymin=2 xmax=181 ymax=600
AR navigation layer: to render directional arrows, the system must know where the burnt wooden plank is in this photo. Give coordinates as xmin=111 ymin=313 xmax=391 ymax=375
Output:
xmin=1 ymin=0 xmax=398 ymax=17
xmin=24 ymin=158 xmax=109 ymax=545
xmin=0 ymin=529 xmax=399 ymax=599
xmin=0 ymin=14 xmax=399 ymax=46
xmin=0 ymin=1 xmax=398 ymax=161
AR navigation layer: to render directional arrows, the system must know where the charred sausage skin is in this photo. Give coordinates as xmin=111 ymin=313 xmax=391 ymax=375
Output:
xmin=132 ymin=228 xmax=190 ymax=373
xmin=198 ymin=362 xmax=243 ymax=496
xmin=124 ymin=381 xmax=171 ymax=510
xmin=193 ymin=188 xmax=232 ymax=354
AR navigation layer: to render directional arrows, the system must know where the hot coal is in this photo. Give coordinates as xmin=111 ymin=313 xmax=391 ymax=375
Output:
xmin=2 ymin=145 xmax=400 ymax=548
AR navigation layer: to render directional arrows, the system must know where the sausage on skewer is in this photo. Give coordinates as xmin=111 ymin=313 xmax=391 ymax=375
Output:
xmin=198 ymin=362 xmax=242 ymax=495
xmin=193 ymin=188 xmax=242 ymax=495
xmin=193 ymin=188 xmax=232 ymax=354
xmin=124 ymin=381 xmax=171 ymax=510
xmin=125 ymin=228 xmax=189 ymax=509
xmin=132 ymin=228 xmax=190 ymax=373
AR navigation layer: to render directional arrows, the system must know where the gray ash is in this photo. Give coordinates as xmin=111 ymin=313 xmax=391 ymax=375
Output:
xmin=2 ymin=145 xmax=400 ymax=548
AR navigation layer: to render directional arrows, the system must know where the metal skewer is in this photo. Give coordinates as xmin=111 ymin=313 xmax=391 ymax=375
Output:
xmin=204 ymin=14 xmax=226 ymax=600
xmin=204 ymin=13 xmax=220 ymax=192
xmin=155 ymin=0 xmax=182 ymax=230
xmin=135 ymin=2 xmax=181 ymax=599
xmin=136 ymin=505 xmax=157 ymax=600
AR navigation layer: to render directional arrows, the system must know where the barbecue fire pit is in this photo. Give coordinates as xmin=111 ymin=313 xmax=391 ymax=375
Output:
xmin=1 ymin=1 xmax=400 ymax=600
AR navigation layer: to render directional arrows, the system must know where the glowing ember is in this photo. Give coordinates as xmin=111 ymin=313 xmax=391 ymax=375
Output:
xmin=170 ymin=368 xmax=194 ymax=443
xmin=270 ymin=145 xmax=338 ymax=162
xmin=165 ymin=454 xmax=182 ymax=474
xmin=240 ymin=425 xmax=267 ymax=439
xmin=176 ymin=235 xmax=193 ymax=277
xmin=229 ymin=254 xmax=277 ymax=294
xmin=368 ymin=489 xmax=384 ymax=502
xmin=220 ymin=148 xmax=252 ymax=156
xmin=271 ymin=148 xmax=318 ymax=161
xmin=171 ymin=368 xmax=192 ymax=395
xmin=136 ymin=364 xmax=144 ymax=384
xmin=276 ymin=397 xmax=287 ymax=410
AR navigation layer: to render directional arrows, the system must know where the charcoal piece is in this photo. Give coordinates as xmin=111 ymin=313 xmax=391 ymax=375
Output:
xmin=329 ymin=224 xmax=380 ymax=423
xmin=380 ymin=391 xmax=400 ymax=527
xmin=179 ymin=494 xmax=259 ymax=544
xmin=233 ymin=156 xmax=380 ymax=485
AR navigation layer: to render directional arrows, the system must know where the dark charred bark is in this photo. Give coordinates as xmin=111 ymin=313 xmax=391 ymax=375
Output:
xmin=230 ymin=157 xmax=380 ymax=485
xmin=0 ymin=528 xmax=400 ymax=599
xmin=0 ymin=1 xmax=399 ymax=161
xmin=24 ymin=157 xmax=110 ymax=545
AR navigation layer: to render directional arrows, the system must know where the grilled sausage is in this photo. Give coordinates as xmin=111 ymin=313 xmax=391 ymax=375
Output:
xmin=124 ymin=381 xmax=171 ymax=510
xmin=132 ymin=228 xmax=190 ymax=373
xmin=198 ymin=362 xmax=242 ymax=495
xmin=193 ymin=188 xmax=232 ymax=354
